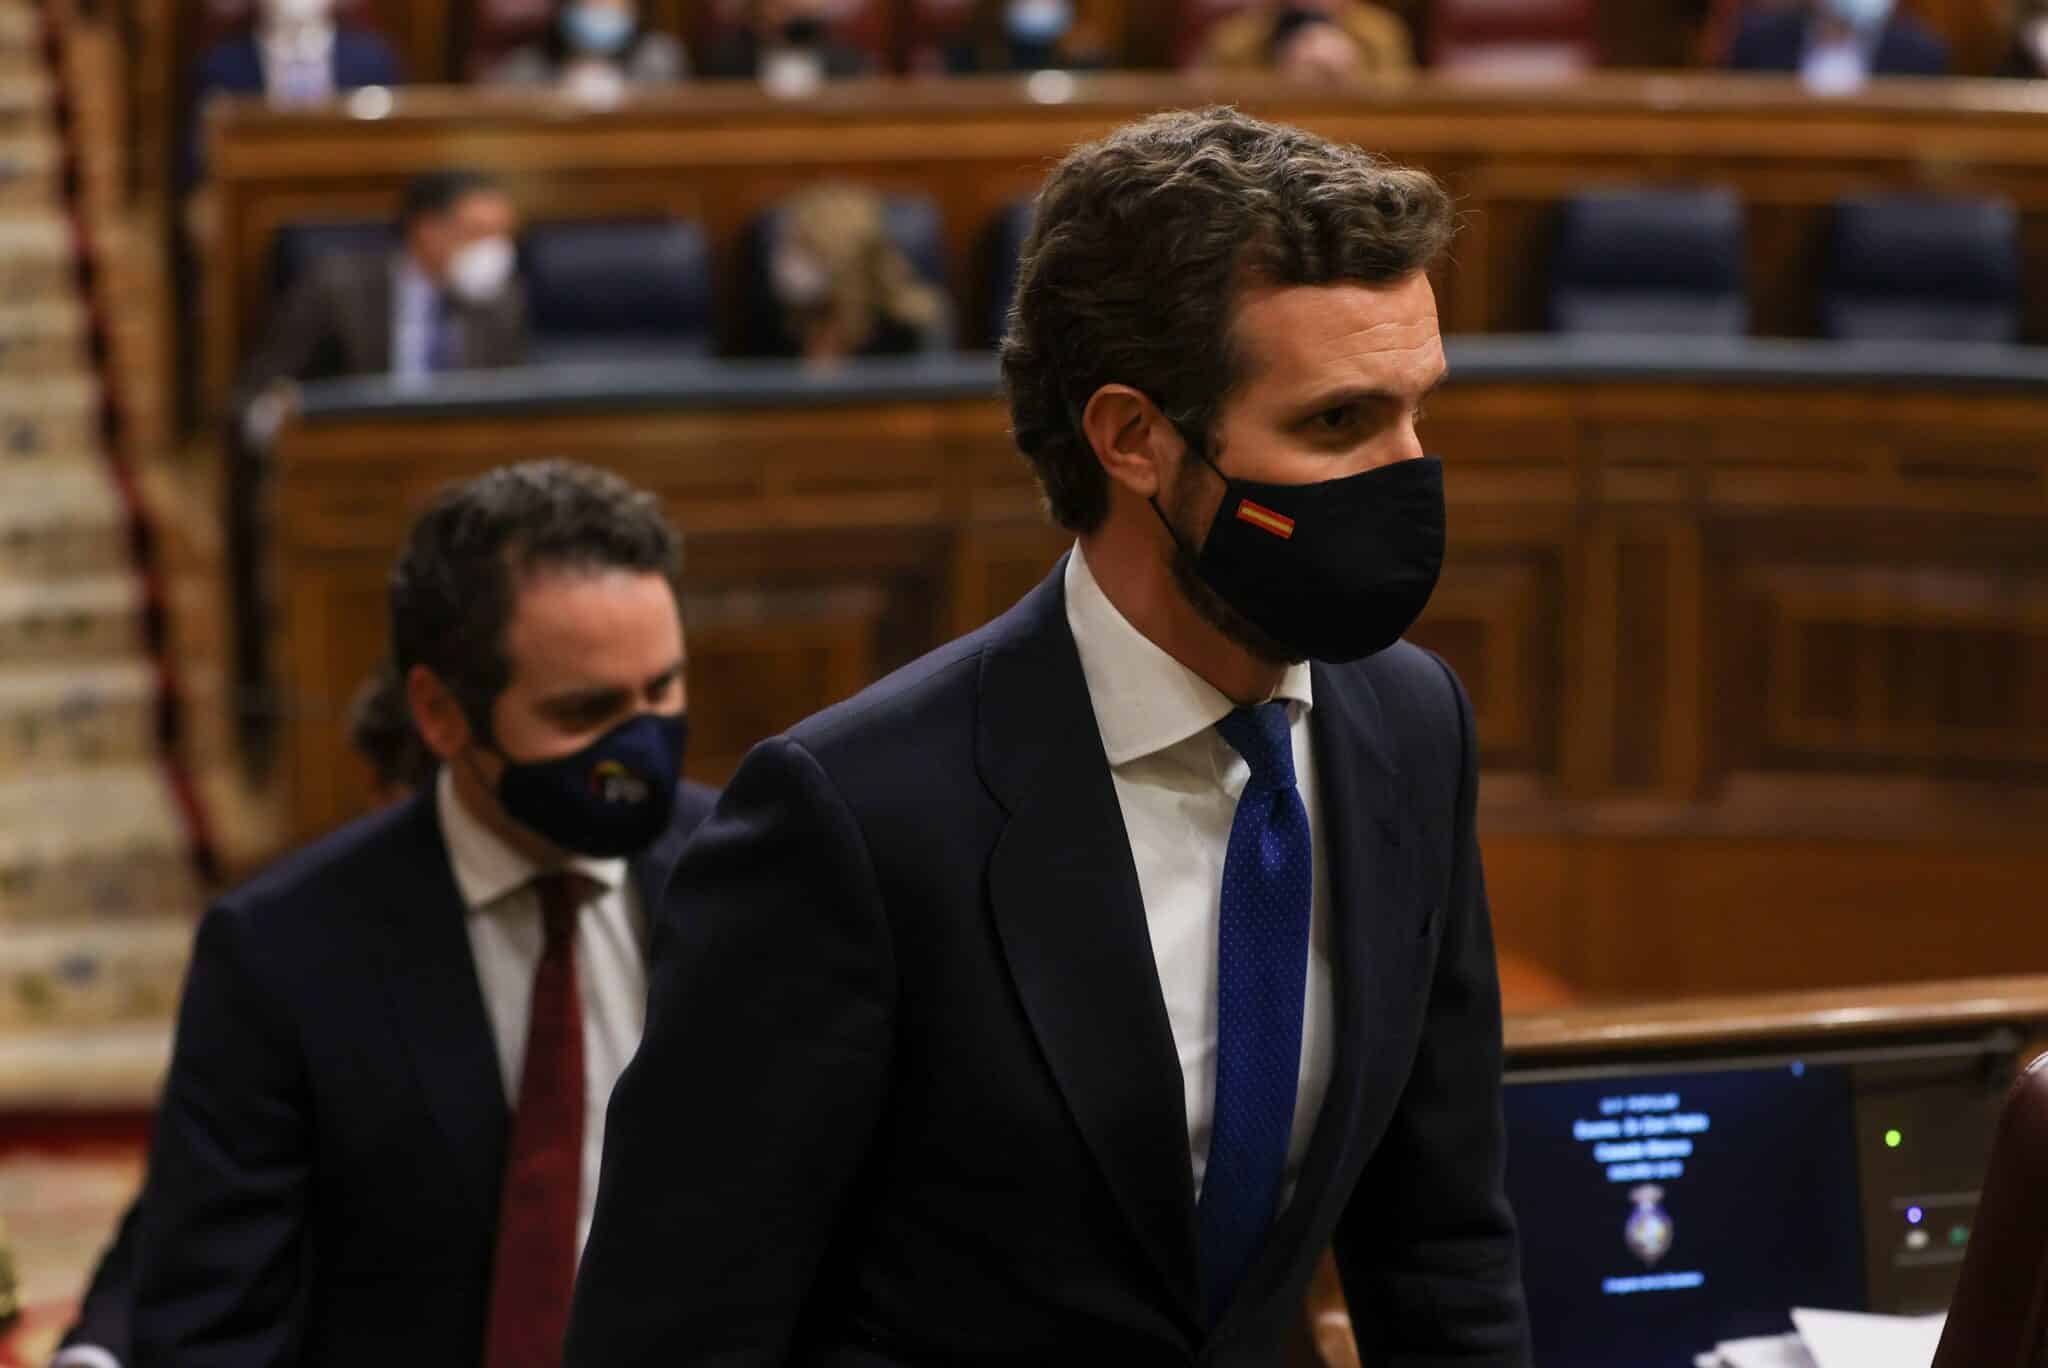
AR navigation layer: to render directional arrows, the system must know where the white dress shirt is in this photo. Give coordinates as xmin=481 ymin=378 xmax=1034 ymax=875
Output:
xmin=436 ymin=766 xmax=648 ymax=1256
xmin=390 ymin=257 xmax=441 ymax=383
xmin=1063 ymin=545 xmax=1335 ymax=1202
xmin=257 ymin=23 xmax=337 ymax=106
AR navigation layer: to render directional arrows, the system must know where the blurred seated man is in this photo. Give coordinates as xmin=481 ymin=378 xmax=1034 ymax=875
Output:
xmin=239 ymin=168 xmax=525 ymax=442
xmin=1728 ymin=0 xmax=1948 ymax=92
xmin=2001 ymin=0 xmax=2048 ymax=75
xmin=1197 ymin=0 xmax=1413 ymax=81
xmin=126 ymin=461 xmax=718 ymax=1368
xmin=704 ymin=0 xmax=875 ymax=95
xmin=943 ymin=0 xmax=1110 ymax=73
xmin=484 ymin=0 xmax=688 ymax=104
xmin=183 ymin=0 xmax=404 ymax=186
xmin=769 ymin=184 xmax=950 ymax=365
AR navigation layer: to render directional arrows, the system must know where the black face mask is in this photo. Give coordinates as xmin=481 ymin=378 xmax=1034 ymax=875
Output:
xmin=491 ymin=712 xmax=688 ymax=859
xmin=1153 ymin=442 xmax=1445 ymax=664
xmin=780 ymin=16 xmax=826 ymax=46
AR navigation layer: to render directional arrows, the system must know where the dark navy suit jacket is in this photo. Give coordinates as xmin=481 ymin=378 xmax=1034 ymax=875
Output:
xmin=567 ymin=562 xmax=1530 ymax=1366
xmin=182 ymin=30 xmax=404 ymax=186
xmin=1728 ymin=10 xmax=1950 ymax=76
xmin=103 ymin=780 xmax=715 ymax=1368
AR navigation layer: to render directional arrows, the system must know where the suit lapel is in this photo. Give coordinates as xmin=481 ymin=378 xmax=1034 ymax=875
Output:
xmin=1211 ymin=661 xmax=1419 ymax=1339
xmin=361 ymin=254 xmax=397 ymax=374
xmin=981 ymin=563 xmax=1205 ymax=1331
xmin=372 ymin=794 xmax=510 ymax=1223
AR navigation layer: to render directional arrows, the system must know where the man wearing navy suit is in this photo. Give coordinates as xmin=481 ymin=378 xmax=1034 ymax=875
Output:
xmin=122 ymin=462 xmax=714 ymax=1368
xmin=1728 ymin=0 xmax=1949 ymax=88
xmin=569 ymin=108 xmax=1531 ymax=1365
xmin=182 ymin=0 xmax=404 ymax=186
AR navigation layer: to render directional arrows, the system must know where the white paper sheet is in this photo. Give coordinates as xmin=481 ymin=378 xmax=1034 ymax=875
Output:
xmin=1790 ymin=1307 xmax=1947 ymax=1368
xmin=1712 ymin=1331 xmax=1817 ymax=1368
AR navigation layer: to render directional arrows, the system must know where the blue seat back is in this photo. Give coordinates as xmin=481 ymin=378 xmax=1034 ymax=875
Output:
xmin=1549 ymin=188 xmax=1749 ymax=337
xmin=270 ymin=220 xmax=396 ymax=300
xmin=523 ymin=218 xmax=715 ymax=361
xmin=1823 ymin=194 xmax=2022 ymax=344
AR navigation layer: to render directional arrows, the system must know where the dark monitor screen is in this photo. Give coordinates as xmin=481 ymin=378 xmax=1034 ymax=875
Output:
xmin=1505 ymin=1060 xmax=1869 ymax=1368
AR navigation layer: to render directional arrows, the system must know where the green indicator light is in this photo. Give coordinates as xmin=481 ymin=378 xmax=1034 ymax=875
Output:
xmin=1950 ymin=1226 xmax=1970 ymax=1248
xmin=1884 ymin=1129 xmax=1903 ymax=1149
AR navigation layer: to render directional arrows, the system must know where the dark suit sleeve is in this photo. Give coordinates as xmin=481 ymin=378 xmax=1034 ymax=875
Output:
xmin=58 ymin=1197 xmax=143 ymax=1364
xmin=237 ymin=266 xmax=346 ymax=399
xmin=1332 ymin=658 xmax=1531 ymax=1366
xmin=567 ymin=736 xmax=894 ymax=1366
xmin=131 ymin=903 xmax=312 ymax=1368
xmin=1724 ymin=15 xmax=1776 ymax=71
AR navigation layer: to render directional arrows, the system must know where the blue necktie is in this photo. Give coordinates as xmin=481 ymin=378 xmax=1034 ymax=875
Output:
xmin=1197 ymin=701 xmax=1314 ymax=1325
xmin=426 ymin=291 xmax=459 ymax=373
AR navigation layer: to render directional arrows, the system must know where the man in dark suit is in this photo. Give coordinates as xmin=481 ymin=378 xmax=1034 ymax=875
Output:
xmin=569 ymin=108 xmax=1530 ymax=1365
xmin=122 ymin=461 xmax=713 ymax=1368
xmin=240 ymin=168 xmax=528 ymax=406
xmin=182 ymin=0 xmax=406 ymax=187
xmin=1728 ymin=0 xmax=1949 ymax=86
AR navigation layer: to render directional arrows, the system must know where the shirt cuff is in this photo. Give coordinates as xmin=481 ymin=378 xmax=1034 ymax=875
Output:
xmin=52 ymin=1346 xmax=125 ymax=1368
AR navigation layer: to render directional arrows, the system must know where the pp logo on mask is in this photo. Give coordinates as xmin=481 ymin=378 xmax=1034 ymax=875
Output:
xmin=588 ymin=759 xmax=651 ymax=805
xmin=1234 ymin=499 xmax=1296 ymax=540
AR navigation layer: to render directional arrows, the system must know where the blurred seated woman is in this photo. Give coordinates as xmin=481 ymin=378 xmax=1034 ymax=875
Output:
xmin=2002 ymin=0 xmax=2048 ymax=76
xmin=769 ymin=185 xmax=951 ymax=366
xmin=1196 ymin=0 xmax=1413 ymax=82
xmin=485 ymin=0 xmax=687 ymax=102
xmin=944 ymin=0 xmax=1109 ymax=74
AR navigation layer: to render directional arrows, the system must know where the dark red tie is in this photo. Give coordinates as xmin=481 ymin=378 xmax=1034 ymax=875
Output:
xmin=483 ymin=873 xmax=592 ymax=1368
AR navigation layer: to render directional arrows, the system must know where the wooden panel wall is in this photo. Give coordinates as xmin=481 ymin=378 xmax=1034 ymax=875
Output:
xmin=269 ymin=372 xmax=2048 ymax=1004
xmin=197 ymin=76 xmax=2048 ymax=415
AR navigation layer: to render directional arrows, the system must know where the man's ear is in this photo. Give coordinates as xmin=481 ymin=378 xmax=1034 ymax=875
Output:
xmin=406 ymin=664 xmax=473 ymax=762
xmin=1082 ymin=384 xmax=1181 ymax=502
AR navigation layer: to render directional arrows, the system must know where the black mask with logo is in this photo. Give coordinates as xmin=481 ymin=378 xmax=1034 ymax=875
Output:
xmin=1151 ymin=435 xmax=1445 ymax=664
xmin=491 ymin=712 xmax=688 ymax=859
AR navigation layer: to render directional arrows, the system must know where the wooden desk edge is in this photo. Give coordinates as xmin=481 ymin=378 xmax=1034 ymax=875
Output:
xmin=1507 ymin=976 xmax=2048 ymax=1058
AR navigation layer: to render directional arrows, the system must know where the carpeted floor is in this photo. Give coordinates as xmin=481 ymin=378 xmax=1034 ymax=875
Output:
xmin=0 ymin=1148 xmax=141 ymax=1367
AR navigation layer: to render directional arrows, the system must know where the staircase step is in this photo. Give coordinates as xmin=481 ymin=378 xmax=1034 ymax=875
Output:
xmin=0 ymin=297 xmax=86 ymax=375
xmin=0 ymin=769 xmax=200 ymax=926
xmin=0 ymin=372 xmax=105 ymax=470
xmin=0 ymin=1021 xmax=171 ymax=1109
xmin=0 ymin=916 xmax=192 ymax=1035
xmin=0 ymin=660 xmax=160 ymax=777
xmin=0 ymin=574 xmax=146 ymax=664
xmin=0 ymin=465 xmax=127 ymax=581
xmin=0 ymin=131 xmax=57 ymax=211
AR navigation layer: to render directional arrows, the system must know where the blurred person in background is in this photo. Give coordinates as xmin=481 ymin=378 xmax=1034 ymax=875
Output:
xmin=704 ymin=0 xmax=875 ymax=93
xmin=126 ymin=462 xmax=717 ymax=1368
xmin=943 ymin=0 xmax=1110 ymax=73
xmin=182 ymin=0 xmax=404 ymax=186
xmin=239 ymin=168 xmax=526 ymax=437
xmin=769 ymin=184 xmax=951 ymax=365
xmin=2001 ymin=0 xmax=2048 ymax=75
xmin=1728 ymin=0 xmax=1948 ymax=91
xmin=1197 ymin=0 xmax=1413 ymax=81
xmin=485 ymin=0 xmax=689 ymax=103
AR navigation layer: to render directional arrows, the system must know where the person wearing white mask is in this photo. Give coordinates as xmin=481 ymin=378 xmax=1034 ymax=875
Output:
xmin=1728 ymin=0 xmax=1950 ymax=91
xmin=942 ymin=0 xmax=1110 ymax=73
xmin=485 ymin=0 xmax=688 ymax=105
xmin=238 ymin=167 xmax=527 ymax=424
xmin=181 ymin=0 xmax=405 ymax=187
xmin=2000 ymin=0 xmax=2048 ymax=76
xmin=705 ymin=0 xmax=875 ymax=93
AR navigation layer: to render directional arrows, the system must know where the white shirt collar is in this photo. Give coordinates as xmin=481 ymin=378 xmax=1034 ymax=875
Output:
xmin=260 ymin=21 xmax=336 ymax=65
xmin=434 ymin=764 xmax=627 ymax=911
xmin=1063 ymin=543 xmax=1312 ymax=770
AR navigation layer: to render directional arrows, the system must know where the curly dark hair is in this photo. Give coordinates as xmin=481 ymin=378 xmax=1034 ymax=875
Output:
xmin=389 ymin=460 xmax=682 ymax=739
xmin=1000 ymin=106 xmax=1454 ymax=533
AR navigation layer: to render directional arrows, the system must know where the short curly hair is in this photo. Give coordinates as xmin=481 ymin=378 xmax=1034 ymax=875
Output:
xmin=389 ymin=460 xmax=682 ymax=739
xmin=1000 ymin=107 xmax=1454 ymax=533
